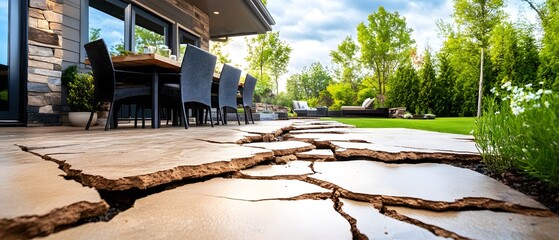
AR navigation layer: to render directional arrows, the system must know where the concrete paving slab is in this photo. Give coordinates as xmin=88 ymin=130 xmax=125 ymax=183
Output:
xmin=21 ymin=138 xmax=274 ymax=190
xmin=243 ymin=141 xmax=315 ymax=156
xmin=241 ymin=161 xmax=314 ymax=177
xmin=287 ymin=128 xmax=479 ymax=161
xmin=340 ymin=199 xmax=443 ymax=239
xmin=0 ymin=146 xmax=108 ymax=239
xmin=296 ymin=149 xmax=336 ymax=161
xmin=312 ymin=161 xmax=546 ymax=209
xmin=47 ymin=178 xmax=351 ymax=240
xmin=388 ymin=206 xmax=559 ymax=240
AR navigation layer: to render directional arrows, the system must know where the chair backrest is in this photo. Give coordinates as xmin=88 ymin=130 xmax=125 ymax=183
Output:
xmin=83 ymin=39 xmax=116 ymax=102
xmin=242 ymin=74 xmax=257 ymax=107
xmin=179 ymin=44 xmax=217 ymax=106
xmin=218 ymin=64 xmax=242 ymax=109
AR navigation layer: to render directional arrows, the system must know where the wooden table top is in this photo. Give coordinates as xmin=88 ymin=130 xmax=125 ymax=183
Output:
xmin=86 ymin=54 xmax=222 ymax=79
xmin=111 ymin=54 xmax=181 ymax=71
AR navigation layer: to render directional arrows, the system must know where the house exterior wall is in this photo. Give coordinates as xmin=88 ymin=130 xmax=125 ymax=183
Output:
xmin=25 ymin=0 xmax=210 ymax=125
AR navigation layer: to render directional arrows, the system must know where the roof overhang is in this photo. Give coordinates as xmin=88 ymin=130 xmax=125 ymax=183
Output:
xmin=185 ymin=0 xmax=275 ymax=39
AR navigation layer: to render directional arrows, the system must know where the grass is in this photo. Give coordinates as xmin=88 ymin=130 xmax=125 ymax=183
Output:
xmin=321 ymin=117 xmax=476 ymax=135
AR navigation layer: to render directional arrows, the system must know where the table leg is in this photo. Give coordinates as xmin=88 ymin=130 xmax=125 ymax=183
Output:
xmin=152 ymin=69 xmax=159 ymax=129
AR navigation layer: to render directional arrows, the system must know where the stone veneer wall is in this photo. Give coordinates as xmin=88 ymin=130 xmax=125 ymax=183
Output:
xmin=27 ymin=0 xmax=64 ymax=126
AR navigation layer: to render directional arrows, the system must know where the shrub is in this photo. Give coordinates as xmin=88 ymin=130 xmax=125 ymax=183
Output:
xmin=61 ymin=65 xmax=78 ymax=86
xmin=67 ymin=73 xmax=95 ymax=112
xmin=474 ymin=82 xmax=559 ymax=187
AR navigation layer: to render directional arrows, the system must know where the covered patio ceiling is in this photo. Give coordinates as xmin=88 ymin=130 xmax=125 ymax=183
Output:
xmin=185 ymin=0 xmax=275 ymax=39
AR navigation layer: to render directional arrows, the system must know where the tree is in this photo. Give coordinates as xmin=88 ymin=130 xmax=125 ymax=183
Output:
xmin=357 ymin=6 xmax=414 ymax=107
xmin=210 ymin=39 xmax=232 ymax=69
xmin=267 ymin=32 xmax=292 ymax=95
xmin=453 ymin=0 xmax=505 ymax=116
xmin=246 ymin=31 xmax=292 ymax=97
xmin=539 ymin=0 xmax=559 ymax=90
xmin=386 ymin=61 xmax=420 ymax=113
xmin=418 ymin=48 xmax=436 ymax=113
xmin=286 ymin=62 xmax=332 ymax=106
xmin=433 ymin=53 xmax=457 ymax=117
xmin=330 ymin=36 xmax=363 ymax=91
xmin=89 ymin=28 xmax=101 ymax=42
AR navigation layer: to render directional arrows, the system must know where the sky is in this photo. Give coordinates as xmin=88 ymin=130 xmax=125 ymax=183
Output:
xmin=222 ymin=0 xmax=540 ymax=92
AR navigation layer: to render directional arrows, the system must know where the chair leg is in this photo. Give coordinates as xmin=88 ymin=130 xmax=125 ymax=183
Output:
xmin=243 ymin=107 xmax=249 ymax=124
xmin=235 ymin=109 xmax=241 ymax=125
xmin=248 ymin=107 xmax=254 ymax=124
xmin=215 ymin=107 xmax=225 ymax=125
xmin=134 ymin=104 xmax=138 ymax=128
xmin=141 ymin=99 xmax=146 ymax=129
xmin=85 ymin=110 xmax=95 ymax=130
xmin=105 ymin=102 xmax=115 ymax=131
xmin=223 ymin=107 xmax=228 ymax=125
xmin=181 ymin=103 xmax=188 ymax=129
xmin=208 ymin=106 xmax=214 ymax=127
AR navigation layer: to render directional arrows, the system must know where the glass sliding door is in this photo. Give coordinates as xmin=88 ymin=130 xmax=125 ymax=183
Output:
xmin=0 ymin=0 xmax=25 ymax=124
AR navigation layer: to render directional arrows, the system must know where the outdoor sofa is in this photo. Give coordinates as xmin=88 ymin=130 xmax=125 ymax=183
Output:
xmin=292 ymin=100 xmax=317 ymax=117
xmin=341 ymin=98 xmax=389 ymax=117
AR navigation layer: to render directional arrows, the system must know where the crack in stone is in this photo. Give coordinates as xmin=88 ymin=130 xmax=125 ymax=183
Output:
xmin=21 ymin=147 xmax=275 ymax=191
xmin=231 ymin=172 xmax=554 ymax=239
xmin=331 ymin=190 xmax=369 ymax=240
xmin=379 ymin=206 xmax=470 ymax=240
xmin=209 ymin=192 xmax=332 ymax=202
xmin=0 ymin=201 xmax=109 ymax=240
xmin=335 ymin=149 xmax=482 ymax=163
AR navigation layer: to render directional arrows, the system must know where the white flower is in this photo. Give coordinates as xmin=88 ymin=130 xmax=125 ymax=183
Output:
xmin=525 ymin=83 xmax=533 ymax=88
xmin=536 ymin=89 xmax=543 ymax=95
xmin=469 ymin=130 xmax=474 ymax=134
xmin=539 ymin=81 xmax=544 ymax=85
xmin=522 ymin=148 xmax=528 ymax=153
xmin=533 ymin=103 xmax=541 ymax=108
xmin=502 ymin=81 xmax=512 ymax=90
xmin=490 ymin=87 xmax=496 ymax=93
xmin=544 ymin=90 xmax=552 ymax=94
xmin=544 ymin=101 xmax=550 ymax=108
xmin=495 ymin=111 xmax=500 ymax=115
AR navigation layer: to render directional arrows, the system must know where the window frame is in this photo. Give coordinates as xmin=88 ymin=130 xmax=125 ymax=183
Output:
xmin=81 ymin=0 xmax=184 ymax=62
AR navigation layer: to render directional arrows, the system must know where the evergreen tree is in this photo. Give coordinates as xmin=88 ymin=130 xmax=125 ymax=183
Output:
xmin=418 ymin=49 xmax=436 ymax=113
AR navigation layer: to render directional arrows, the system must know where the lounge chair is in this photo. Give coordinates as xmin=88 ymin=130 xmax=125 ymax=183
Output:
xmin=292 ymin=100 xmax=317 ymax=117
xmin=341 ymin=98 xmax=389 ymax=117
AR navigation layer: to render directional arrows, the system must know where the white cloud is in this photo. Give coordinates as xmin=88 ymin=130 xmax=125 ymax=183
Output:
xmin=221 ymin=0 xmax=538 ymax=93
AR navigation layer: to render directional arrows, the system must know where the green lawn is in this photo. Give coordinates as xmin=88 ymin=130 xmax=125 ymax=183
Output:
xmin=322 ymin=117 xmax=476 ymax=135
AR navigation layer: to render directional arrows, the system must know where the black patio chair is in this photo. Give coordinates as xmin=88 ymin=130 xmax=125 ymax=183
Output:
xmin=211 ymin=64 xmax=242 ymax=125
xmin=237 ymin=74 xmax=257 ymax=124
xmin=84 ymin=39 xmax=151 ymax=131
xmin=159 ymin=44 xmax=217 ymax=129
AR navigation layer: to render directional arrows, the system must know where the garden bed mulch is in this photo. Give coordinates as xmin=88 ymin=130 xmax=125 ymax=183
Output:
xmin=449 ymin=162 xmax=559 ymax=214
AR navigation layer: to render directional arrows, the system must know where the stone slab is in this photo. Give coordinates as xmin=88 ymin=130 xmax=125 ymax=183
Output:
xmin=241 ymin=160 xmax=314 ymax=177
xmin=388 ymin=206 xmax=559 ymax=240
xmin=15 ymin=129 xmax=274 ymax=190
xmin=312 ymin=161 xmax=546 ymax=209
xmin=340 ymin=199 xmax=443 ymax=239
xmin=243 ymin=141 xmax=315 ymax=156
xmin=0 ymin=145 xmax=107 ymax=238
xmin=47 ymin=178 xmax=351 ymax=239
xmin=296 ymin=149 xmax=336 ymax=161
xmin=287 ymin=128 xmax=479 ymax=161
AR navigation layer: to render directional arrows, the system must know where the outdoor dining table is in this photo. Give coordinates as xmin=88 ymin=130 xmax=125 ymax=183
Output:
xmin=90 ymin=53 xmax=225 ymax=129
xmin=110 ymin=53 xmax=181 ymax=129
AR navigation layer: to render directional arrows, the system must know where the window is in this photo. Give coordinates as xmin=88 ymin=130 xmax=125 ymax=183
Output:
xmin=178 ymin=29 xmax=200 ymax=59
xmin=133 ymin=7 xmax=169 ymax=53
xmin=88 ymin=0 xmax=125 ymax=55
xmin=88 ymin=0 xmax=172 ymax=55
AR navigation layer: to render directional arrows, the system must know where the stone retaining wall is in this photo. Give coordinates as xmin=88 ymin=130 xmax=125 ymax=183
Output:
xmin=27 ymin=0 xmax=64 ymax=125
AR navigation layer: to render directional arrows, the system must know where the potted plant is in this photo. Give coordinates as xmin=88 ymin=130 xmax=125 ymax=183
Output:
xmin=66 ymin=71 xmax=96 ymax=126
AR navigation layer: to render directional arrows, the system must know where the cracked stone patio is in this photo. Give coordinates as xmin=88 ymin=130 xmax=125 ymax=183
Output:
xmin=1 ymin=120 xmax=558 ymax=239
